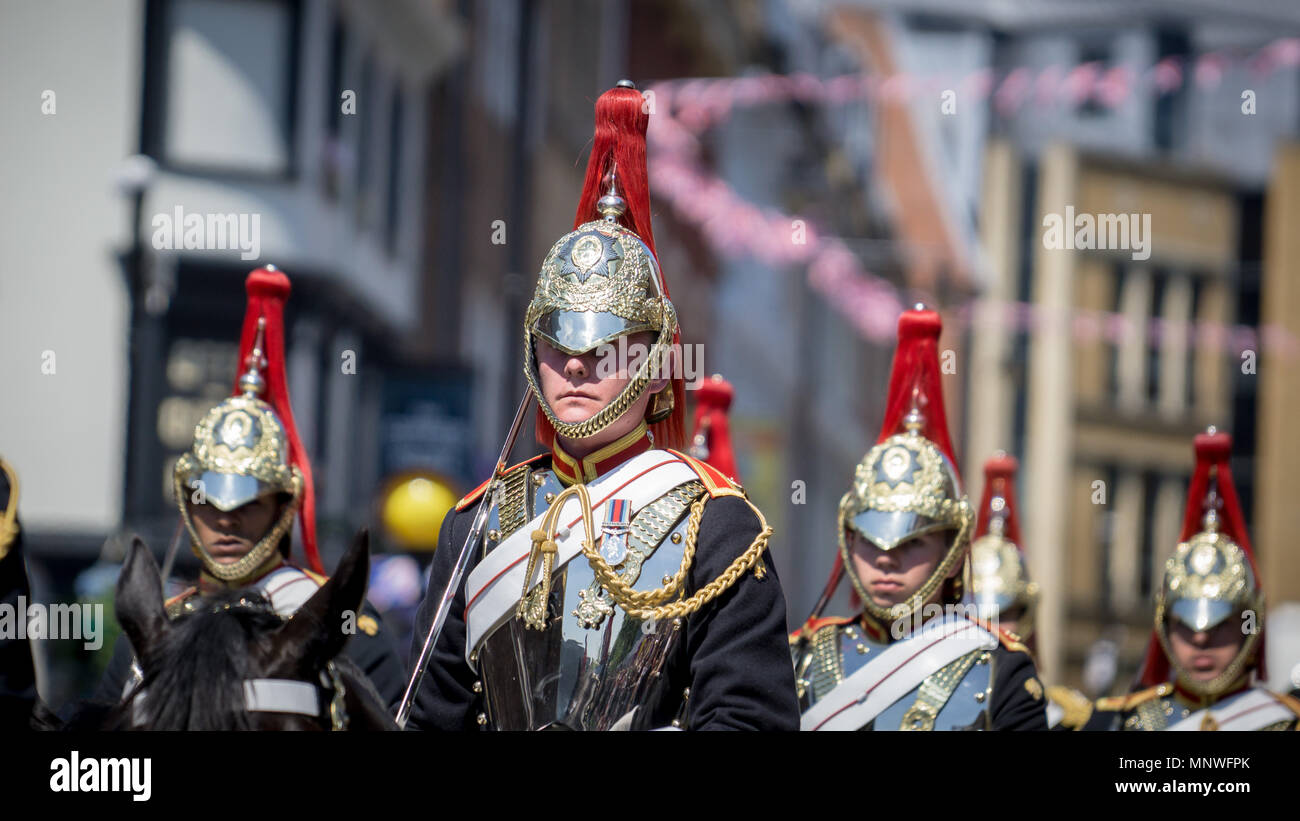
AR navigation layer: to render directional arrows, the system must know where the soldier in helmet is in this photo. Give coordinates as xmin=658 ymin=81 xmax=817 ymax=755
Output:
xmin=967 ymin=451 xmax=1099 ymax=729
xmin=404 ymin=82 xmax=798 ymax=731
xmin=969 ymin=452 xmax=1037 ymax=644
xmin=790 ymin=308 xmax=1046 ymax=731
xmin=95 ymin=268 xmax=406 ymax=708
xmin=1084 ymin=428 xmax=1299 ymax=731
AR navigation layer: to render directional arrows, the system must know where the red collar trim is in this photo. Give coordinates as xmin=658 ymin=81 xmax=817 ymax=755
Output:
xmin=858 ymin=612 xmax=890 ymax=643
xmin=551 ymin=422 xmax=651 ymax=486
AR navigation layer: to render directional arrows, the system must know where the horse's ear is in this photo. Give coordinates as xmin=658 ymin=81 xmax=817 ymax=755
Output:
xmin=278 ymin=529 xmax=370 ymax=668
xmin=116 ymin=537 xmax=168 ymax=660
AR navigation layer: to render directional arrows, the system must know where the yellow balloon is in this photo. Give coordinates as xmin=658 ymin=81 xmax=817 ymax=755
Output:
xmin=381 ymin=475 xmax=457 ymax=551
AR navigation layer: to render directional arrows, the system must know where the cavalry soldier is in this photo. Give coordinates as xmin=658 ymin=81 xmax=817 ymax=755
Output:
xmin=967 ymin=450 xmax=1096 ymax=729
xmin=0 ymin=456 xmax=37 ymax=729
xmin=790 ymin=307 xmax=1046 ymax=731
xmin=404 ymin=81 xmax=797 ymax=731
xmin=95 ymin=268 xmax=406 ymax=707
xmin=1080 ymin=428 xmax=1300 ymax=731
xmin=969 ymin=451 xmax=1037 ymax=643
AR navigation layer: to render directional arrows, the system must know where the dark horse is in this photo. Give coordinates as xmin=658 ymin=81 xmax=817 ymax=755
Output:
xmin=34 ymin=530 xmax=396 ymax=731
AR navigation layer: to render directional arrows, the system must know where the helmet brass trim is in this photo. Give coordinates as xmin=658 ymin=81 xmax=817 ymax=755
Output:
xmin=523 ymin=217 xmax=678 ymax=441
xmin=837 ymin=429 xmax=972 ymax=625
xmin=1154 ymin=528 xmax=1263 ymax=698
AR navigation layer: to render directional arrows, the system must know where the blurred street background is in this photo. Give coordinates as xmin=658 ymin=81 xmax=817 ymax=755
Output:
xmin=2 ymin=0 xmax=1299 ymax=707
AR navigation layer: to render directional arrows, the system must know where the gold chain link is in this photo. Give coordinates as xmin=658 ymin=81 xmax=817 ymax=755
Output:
xmin=580 ymin=496 xmax=773 ymax=622
xmin=520 ymin=483 xmax=773 ymax=626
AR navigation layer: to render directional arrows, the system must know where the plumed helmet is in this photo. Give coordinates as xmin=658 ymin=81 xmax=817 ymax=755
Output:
xmin=837 ymin=308 xmax=972 ymax=625
xmin=173 ymin=268 xmax=321 ymax=584
xmin=1140 ymin=428 xmax=1265 ymax=697
xmin=524 ymin=81 xmax=685 ymax=450
xmin=969 ymin=452 xmax=1038 ymax=640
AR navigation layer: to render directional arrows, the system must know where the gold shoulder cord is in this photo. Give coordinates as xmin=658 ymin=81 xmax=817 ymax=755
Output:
xmin=0 ymin=459 xmax=19 ymax=562
xmin=517 ymin=483 xmax=772 ymax=627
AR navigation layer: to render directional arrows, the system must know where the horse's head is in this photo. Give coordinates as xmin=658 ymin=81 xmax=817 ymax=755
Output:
xmin=114 ymin=529 xmax=396 ymax=730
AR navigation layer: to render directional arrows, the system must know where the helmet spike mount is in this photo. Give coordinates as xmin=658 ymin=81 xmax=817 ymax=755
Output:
xmin=597 ymin=163 xmax=627 ymax=222
xmin=237 ymin=317 xmax=268 ymax=398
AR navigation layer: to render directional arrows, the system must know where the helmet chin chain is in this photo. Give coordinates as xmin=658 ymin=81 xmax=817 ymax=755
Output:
xmin=175 ymin=471 xmax=302 ymax=585
xmin=524 ymin=320 xmax=676 ymax=442
xmin=839 ymin=514 xmax=972 ymax=628
xmin=1156 ymin=601 xmax=1263 ymax=699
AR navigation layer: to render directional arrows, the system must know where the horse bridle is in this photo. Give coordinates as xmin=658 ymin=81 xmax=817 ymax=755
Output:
xmin=129 ymin=659 xmax=351 ymax=731
xmin=241 ymin=660 xmax=350 ymax=730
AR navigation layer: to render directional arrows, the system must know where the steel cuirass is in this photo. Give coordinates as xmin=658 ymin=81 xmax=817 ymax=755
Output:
xmin=474 ymin=462 xmax=705 ymax=730
xmin=795 ymin=620 xmax=996 ymax=731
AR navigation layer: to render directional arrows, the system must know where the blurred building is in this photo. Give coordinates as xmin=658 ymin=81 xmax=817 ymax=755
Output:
xmin=0 ymin=0 xmax=468 ymax=700
xmin=930 ymin=1 xmax=1300 ymax=688
xmin=5 ymin=0 xmax=1299 ymax=704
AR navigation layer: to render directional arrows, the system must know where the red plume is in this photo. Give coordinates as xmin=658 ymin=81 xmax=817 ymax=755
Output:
xmin=690 ymin=375 xmax=738 ymax=481
xmin=808 ymin=307 xmax=959 ymax=620
xmin=233 ymin=268 xmax=323 ymax=575
xmin=535 ymin=83 xmax=685 ymax=451
xmin=1138 ymin=429 xmax=1264 ymax=688
xmin=573 ymin=86 xmax=656 ymax=255
xmin=876 ymin=309 xmax=958 ymax=467
xmin=975 ymin=453 xmax=1022 ymax=547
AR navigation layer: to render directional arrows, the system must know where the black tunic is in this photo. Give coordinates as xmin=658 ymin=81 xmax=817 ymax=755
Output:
xmin=986 ymin=645 xmax=1049 ymax=731
xmin=0 ymin=468 xmax=36 ymax=730
xmin=405 ymin=461 xmax=800 ymax=731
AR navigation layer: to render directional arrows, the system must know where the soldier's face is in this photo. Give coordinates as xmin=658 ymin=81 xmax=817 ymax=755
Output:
xmin=1167 ymin=615 xmax=1243 ymax=683
xmin=848 ymin=529 xmax=952 ymax=610
xmin=535 ymin=331 xmax=665 ymax=434
xmin=187 ymin=494 xmax=284 ymax=564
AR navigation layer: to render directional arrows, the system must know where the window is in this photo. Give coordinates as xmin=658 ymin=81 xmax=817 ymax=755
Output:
xmin=1184 ymin=275 xmax=1202 ymax=409
xmin=1076 ymin=41 xmax=1111 ymax=119
xmin=385 ymin=91 xmax=404 ymax=255
xmin=157 ymin=0 xmax=301 ymax=177
xmin=355 ymin=54 xmax=375 ymax=230
xmin=1139 ymin=471 xmax=1158 ymax=596
xmin=1146 ymin=268 xmax=1166 ymax=404
xmin=1106 ymin=261 xmax=1126 ymax=402
xmin=1153 ymin=27 xmax=1191 ymax=152
xmin=321 ymin=11 xmax=346 ymax=200
xmin=325 ymin=13 xmax=345 ymax=136
xmin=1096 ymin=464 xmax=1119 ymax=618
